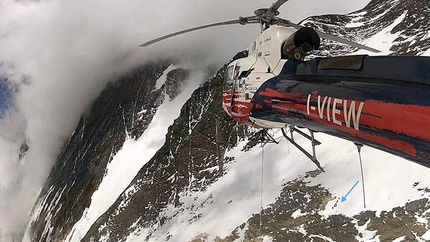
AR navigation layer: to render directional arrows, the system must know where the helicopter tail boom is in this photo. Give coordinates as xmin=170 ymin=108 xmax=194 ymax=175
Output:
xmin=249 ymin=55 xmax=430 ymax=167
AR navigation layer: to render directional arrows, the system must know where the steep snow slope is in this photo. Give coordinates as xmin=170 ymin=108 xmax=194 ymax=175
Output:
xmin=24 ymin=62 xmax=174 ymax=241
xmin=125 ymin=133 xmax=430 ymax=241
xmin=304 ymin=0 xmax=429 ymax=57
xmin=64 ymin=68 xmax=204 ymax=242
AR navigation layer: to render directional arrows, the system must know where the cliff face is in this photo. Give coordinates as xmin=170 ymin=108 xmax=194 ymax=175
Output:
xmin=28 ymin=61 xmax=171 ymax=241
xmin=83 ymin=66 xmax=236 ymax=242
xmin=26 ymin=0 xmax=430 ymax=241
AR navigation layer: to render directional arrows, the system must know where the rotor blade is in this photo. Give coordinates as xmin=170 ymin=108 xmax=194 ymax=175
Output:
xmin=140 ymin=16 xmax=259 ymax=47
xmin=269 ymin=0 xmax=289 ymax=11
xmin=314 ymin=30 xmax=381 ymax=53
xmin=274 ymin=18 xmax=381 ymax=53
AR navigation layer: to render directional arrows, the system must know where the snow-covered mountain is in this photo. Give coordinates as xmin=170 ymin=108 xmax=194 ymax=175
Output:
xmin=303 ymin=0 xmax=429 ymax=57
xmin=23 ymin=0 xmax=429 ymax=241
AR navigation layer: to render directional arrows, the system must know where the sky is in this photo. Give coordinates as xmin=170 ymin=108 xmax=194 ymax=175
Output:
xmin=0 ymin=0 xmax=372 ymax=237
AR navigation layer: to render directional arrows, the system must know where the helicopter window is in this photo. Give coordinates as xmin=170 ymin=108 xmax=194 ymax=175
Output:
xmin=226 ymin=65 xmax=234 ymax=78
xmin=239 ymin=69 xmax=253 ymax=79
xmin=230 ymin=50 xmax=249 ymax=63
xmin=234 ymin=65 xmax=240 ymax=79
xmin=224 ymin=66 xmax=234 ymax=89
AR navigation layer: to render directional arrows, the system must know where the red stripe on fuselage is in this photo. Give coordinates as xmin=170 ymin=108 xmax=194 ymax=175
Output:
xmin=222 ymin=90 xmax=253 ymax=122
xmin=258 ymin=88 xmax=430 ymax=157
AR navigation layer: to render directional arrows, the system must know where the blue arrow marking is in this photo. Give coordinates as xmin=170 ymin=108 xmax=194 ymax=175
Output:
xmin=341 ymin=180 xmax=359 ymax=202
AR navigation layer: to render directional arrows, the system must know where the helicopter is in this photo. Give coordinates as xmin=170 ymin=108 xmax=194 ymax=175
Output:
xmin=141 ymin=0 xmax=430 ymax=170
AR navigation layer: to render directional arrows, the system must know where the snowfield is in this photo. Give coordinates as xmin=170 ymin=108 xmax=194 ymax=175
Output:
xmin=124 ymin=130 xmax=430 ymax=242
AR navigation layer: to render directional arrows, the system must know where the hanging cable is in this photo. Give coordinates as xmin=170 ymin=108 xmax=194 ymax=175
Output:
xmin=259 ymin=143 xmax=264 ymax=238
xmin=356 ymin=143 xmax=366 ymax=209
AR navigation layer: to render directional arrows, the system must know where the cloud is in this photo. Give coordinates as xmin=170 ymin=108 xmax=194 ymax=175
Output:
xmin=0 ymin=0 xmax=371 ymax=237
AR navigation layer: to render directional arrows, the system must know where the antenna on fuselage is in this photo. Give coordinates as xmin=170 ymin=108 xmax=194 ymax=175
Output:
xmin=355 ymin=143 xmax=367 ymax=209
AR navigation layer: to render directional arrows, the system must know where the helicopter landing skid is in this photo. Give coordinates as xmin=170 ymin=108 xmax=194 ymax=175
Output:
xmin=281 ymin=127 xmax=324 ymax=172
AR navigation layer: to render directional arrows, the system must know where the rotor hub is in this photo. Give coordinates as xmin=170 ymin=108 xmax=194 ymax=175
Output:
xmin=254 ymin=8 xmax=280 ymax=17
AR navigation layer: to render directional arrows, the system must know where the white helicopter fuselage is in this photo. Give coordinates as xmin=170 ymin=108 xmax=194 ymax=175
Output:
xmin=223 ymin=26 xmax=296 ymax=128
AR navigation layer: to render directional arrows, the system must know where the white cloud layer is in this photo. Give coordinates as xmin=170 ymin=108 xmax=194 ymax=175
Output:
xmin=0 ymin=0 xmax=370 ymax=237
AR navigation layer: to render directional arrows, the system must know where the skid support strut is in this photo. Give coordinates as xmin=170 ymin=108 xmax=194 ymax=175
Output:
xmin=281 ymin=127 xmax=324 ymax=172
xmin=250 ymin=129 xmax=279 ymax=146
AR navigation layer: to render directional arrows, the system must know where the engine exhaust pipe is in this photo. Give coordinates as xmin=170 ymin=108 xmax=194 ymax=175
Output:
xmin=282 ymin=27 xmax=320 ymax=61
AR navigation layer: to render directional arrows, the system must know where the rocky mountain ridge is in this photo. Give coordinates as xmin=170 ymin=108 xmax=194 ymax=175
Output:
xmin=303 ymin=0 xmax=429 ymax=57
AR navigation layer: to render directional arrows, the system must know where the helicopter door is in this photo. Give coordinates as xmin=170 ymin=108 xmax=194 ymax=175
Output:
xmin=230 ymin=64 xmax=241 ymax=109
xmin=223 ymin=64 xmax=235 ymax=111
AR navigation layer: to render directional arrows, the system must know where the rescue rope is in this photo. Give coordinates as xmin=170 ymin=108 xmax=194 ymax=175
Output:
xmin=259 ymin=144 xmax=264 ymax=237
